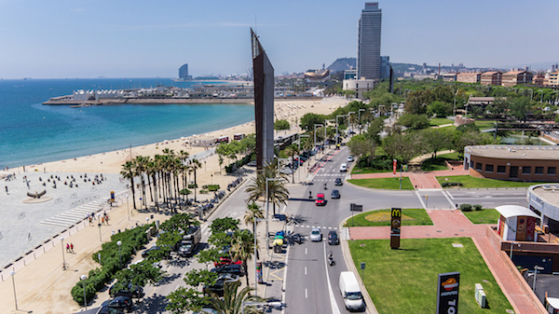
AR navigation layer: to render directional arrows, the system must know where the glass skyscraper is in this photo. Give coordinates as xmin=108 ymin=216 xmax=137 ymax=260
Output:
xmin=357 ymin=2 xmax=382 ymax=80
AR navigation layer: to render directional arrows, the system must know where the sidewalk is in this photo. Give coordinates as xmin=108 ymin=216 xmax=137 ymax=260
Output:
xmin=348 ymin=210 xmax=544 ymax=314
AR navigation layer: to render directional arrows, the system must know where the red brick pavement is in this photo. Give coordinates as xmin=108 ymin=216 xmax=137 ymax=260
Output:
xmin=349 ymin=210 xmax=545 ymax=314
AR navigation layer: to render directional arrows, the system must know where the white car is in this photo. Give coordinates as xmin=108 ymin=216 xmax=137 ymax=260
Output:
xmin=310 ymin=228 xmax=322 ymax=242
xmin=340 ymin=163 xmax=348 ymax=172
xmin=347 ymin=156 xmax=354 ymax=162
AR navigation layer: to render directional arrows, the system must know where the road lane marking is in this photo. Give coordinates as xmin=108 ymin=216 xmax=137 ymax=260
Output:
xmin=414 ymin=191 xmax=427 ymax=209
xmin=323 ymin=241 xmax=342 ymax=314
xmin=442 ymin=191 xmax=456 ymax=209
xmin=305 ymin=266 xmax=307 ymax=275
xmin=305 ymin=248 xmax=308 ymax=255
xmin=305 ymin=289 xmax=308 ymax=298
xmin=445 ymin=191 xmax=455 ymax=200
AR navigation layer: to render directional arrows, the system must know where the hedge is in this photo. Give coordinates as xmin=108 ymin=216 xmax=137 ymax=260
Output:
xmin=441 ymin=182 xmax=464 ymax=188
xmin=71 ymin=224 xmax=151 ymax=305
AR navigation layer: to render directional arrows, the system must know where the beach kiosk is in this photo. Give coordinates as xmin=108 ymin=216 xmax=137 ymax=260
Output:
xmin=495 ymin=205 xmax=539 ymax=242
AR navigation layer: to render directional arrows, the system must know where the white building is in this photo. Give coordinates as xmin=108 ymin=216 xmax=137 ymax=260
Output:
xmin=343 ymin=78 xmax=376 ymax=99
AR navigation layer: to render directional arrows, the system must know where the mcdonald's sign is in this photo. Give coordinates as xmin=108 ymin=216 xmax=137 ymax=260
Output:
xmin=391 ymin=207 xmax=401 ymax=249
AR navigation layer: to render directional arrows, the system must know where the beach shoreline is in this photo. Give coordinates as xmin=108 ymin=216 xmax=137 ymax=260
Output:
xmin=5 ymin=97 xmax=348 ymax=176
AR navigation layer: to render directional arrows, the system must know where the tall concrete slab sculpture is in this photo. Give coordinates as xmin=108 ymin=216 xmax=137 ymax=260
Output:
xmin=251 ymin=28 xmax=275 ymax=169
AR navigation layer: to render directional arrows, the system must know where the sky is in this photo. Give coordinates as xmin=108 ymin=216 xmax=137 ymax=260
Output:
xmin=1 ymin=0 xmax=558 ymax=79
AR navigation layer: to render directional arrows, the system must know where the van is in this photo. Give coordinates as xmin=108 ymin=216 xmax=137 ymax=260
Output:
xmin=339 ymin=271 xmax=364 ymax=311
xmin=340 ymin=163 xmax=348 ymax=172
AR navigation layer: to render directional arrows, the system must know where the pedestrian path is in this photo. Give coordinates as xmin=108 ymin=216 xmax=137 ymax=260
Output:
xmin=40 ymin=199 xmax=107 ymax=227
xmin=348 ymin=209 xmax=545 ymax=314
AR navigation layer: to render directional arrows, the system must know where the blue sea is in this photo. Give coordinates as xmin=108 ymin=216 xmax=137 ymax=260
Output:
xmin=0 ymin=78 xmax=254 ymax=169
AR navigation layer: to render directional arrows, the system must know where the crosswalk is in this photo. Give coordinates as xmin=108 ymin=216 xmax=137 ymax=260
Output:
xmin=40 ymin=199 xmax=107 ymax=227
xmin=292 ymin=225 xmax=338 ymax=230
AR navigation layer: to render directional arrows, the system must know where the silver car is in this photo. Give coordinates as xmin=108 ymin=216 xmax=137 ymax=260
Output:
xmin=310 ymin=228 xmax=322 ymax=242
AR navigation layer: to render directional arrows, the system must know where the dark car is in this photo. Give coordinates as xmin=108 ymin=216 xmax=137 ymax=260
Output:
xmin=211 ymin=264 xmax=245 ymax=276
xmin=203 ymin=273 xmax=240 ymax=296
xmin=99 ymin=300 xmax=125 ymax=314
xmin=334 ymin=178 xmax=343 ymax=186
xmin=328 ymin=231 xmax=339 ymax=245
xmin=109 ymin=282 xmax=144 ymax=299
xmin=108 ymin=296 xmax=133 ymax=312
xmin=331 ymin=190 xmax=341 ymax=199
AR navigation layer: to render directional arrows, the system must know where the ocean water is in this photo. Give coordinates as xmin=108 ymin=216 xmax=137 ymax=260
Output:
xmin=0 ymin=78 xmax=254 ymax=169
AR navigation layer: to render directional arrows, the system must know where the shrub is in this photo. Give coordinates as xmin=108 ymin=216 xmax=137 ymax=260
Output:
xmin=206 ymin=184 xmax=220 ymax=191
xmin=200 ymin=190 xmax=208 ymax=194
xmin=441 ymin=182 xmax=464 ymax=188
xmin=187 ymin=184 xmax=198 ymax=189
xmin=473 ymin=204 xmax=483 ymax=211
xmin=460 ymin=204 xmax=472 ymax=211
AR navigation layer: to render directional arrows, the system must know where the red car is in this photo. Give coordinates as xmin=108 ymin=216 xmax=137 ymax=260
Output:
xmin=214 ymin=257 xmax=243 ymax=268
xmin=315 ymin=193 xmax=326 ymax=206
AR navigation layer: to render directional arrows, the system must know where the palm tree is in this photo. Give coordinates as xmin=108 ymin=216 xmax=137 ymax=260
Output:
xmin=244 ymin=202 xmax=264 ymax=234
xmin=231 ymin=230 xmax=256 ymax=286
xmin=208 ymin=282 xmax=263 ymax=314
xmin=191 ymin=158 xmax=202 ymax=202
xmin=121 ymin=160 xmax=137 ymax=209
xmin=283 ymin=145 xmax=298 ymax=183
xmin=245 ymin=161 xmax=289 ymax=217
xmin=135 ymin=155 xmax=150 ymax=209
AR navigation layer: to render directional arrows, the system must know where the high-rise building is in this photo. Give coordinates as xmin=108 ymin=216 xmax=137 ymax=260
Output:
xmin=178 ymin=64 xmax=192 ymax=80
xmin=357 ymin=2 xmax=382 ymax=80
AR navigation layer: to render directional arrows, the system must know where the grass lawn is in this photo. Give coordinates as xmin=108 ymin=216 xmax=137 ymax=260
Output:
xmin=348 ymin=177 xmax=414 ymax=190
xmin=421 ymin=152 xmax=461 ymax=171
xmin=430 ymin=118 xmax=454 ymax=126
xmin=436 ymin=175 xmax=547 ymax=188
xmin=462 ymin=209 xmax=500 ymax=224
xmin=344 ymin=208 xmax=432 ymax=227
xmin=349 ymin=238 xmax=512 ymax=314
xmin=351 ymin=167 xmax=392 ymax=174
xmin=475 ymin=120 xmax=497 ymax=130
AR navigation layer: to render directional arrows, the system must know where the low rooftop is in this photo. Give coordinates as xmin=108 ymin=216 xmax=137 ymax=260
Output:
xmin=531 ymin=184 xmax=559 ymax=207
xmin=465 ymin=145 xmax=559 ymax=160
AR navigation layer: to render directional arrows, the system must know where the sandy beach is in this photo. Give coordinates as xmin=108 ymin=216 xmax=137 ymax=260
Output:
xmin=0 ymin=96 xmax=348 ymax=314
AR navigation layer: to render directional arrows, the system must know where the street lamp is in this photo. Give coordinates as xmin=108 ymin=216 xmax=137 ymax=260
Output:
xmin=98 ymin=223 xmax=102 ymax=242
xmin=9 ymin=271 xmax=17 ymax=310
xmin=358 ymin=109 xmax=365 ymax=134
xmin=453 ymin=88 xmax=460 ymax=117
xmin=336 ymin=114 xmax=346 ymax=145
xmin=314 ymin=124 xmax=323 ymax=160
xmin=117 ymin=241 xmax=122 ymax=269
xmin=81 ymin=274 xmax=88 ymax=310
xmin=61 ymin=237 xmax=66 ymax=270
xmin=253 ymin=218 xmax=279 ymax=296
xmin=532 ymin=265 xmax=544 ymax=291
xmin=265 ymin=178 xmax=284 ymax=256
xmin=538 ymin=89 xmax=544 ymax=103
xmin=298 ymin=134 xmax=309 ymax=182
xmin=126 ymin=193 xmax=130 ymax=222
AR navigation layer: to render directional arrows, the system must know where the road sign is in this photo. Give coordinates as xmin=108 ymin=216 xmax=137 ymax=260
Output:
xmin=437 ymin=272 xmax=460 ymax=314
xmin=350 ymin=204 xmax=363 ymax=212
xmin=360 ymin=262 xmax=366 ymax=270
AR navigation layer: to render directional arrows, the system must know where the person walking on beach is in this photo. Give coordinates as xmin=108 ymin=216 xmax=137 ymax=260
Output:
xmin=101 ymin=216 xmax=105 ymax=224
xmin=66 ymin=243 xmax=70 ymax=253
xmin=105 ymin=215 xmax=109 ymax=225
xmin=70 ymin=243 xmax=74 ymax=253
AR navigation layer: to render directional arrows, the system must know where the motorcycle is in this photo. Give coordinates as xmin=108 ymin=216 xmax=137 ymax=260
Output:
xmin=324 ymin=183 xmax=327 ymax=190
xmin=292 ymin=233 xmax=302 ymax=244
xmin=308 ymin=191 xmax=313 ymax=199
xmin=328 ymin=252 xmax=335 ymax=266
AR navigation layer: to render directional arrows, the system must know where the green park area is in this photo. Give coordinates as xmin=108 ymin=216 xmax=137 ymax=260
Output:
xmin=429 ymin=117 xmax=454 ymax=126
xmin=474 ymin=120 xmax=497 ymax=131
xmin=345 ymin=208 xmax=432 ymax=227
xmin=348 ymin=177 xmax=414 ymax=190
xmin=462 ymin=208 xmax=500 ymax=225
xmin=421 ymin=152 xmax=461 ymax=171
xmin=437 ymin=175 xmax=547 ymax=188
xmin=349 ymin=238 xmax=512 ymax=314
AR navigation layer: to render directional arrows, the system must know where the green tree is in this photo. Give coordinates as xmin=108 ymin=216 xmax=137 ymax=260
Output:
xmin=299 ymin=113 xmax=326 ymax=132
xmin=166 ymin=269 xmax=217 ymax=313
xmin=420 ymin=128 xmax=452 ymax=158
xmin=245 ymin=162 xmax=289 ymax=216
xmin=509 ymin=97 xmax=531 ymax=121
xmin=427 ymin=101 xmax=453 ymax=117
xmin=283 ymin=145 xmax=299 ymax=183
xmin=397 ymin=113 xmax=430 ymax=130
xmin=274 ymin=119 xmax=290 ymax=131
xmin=120 ymin=161 xmax=137 ymax=209
xmin=112 ymin=260 xmax=165 ymax=296
xmin=347 ymin=134 xmax=377 ymax=166
xmin=210 ymin=217 xmax=240 ymax=234
xmin=365 ymin=118 xmax=384 ymax=145
xmin=382 ymin=133 xmax=419 ymax=164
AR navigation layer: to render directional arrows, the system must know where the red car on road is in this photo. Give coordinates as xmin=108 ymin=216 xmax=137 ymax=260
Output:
xmin=214 ymin=257 xmax=243 ymax=268
xmin=315 ymin=193 xmax=326 ymax=206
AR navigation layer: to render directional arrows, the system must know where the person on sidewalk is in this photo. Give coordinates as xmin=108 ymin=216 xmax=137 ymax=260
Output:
xmin=70 ymin=243 xmax=74 ymax=253
xmin=66 ymin=243 xmax=70 ymax=253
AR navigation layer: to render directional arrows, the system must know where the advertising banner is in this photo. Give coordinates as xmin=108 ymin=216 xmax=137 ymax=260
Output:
xmin=437 ymin=272 xmax=460 ymax=314
xmin=390 ymin=207 xmax=401 ymax=249
xmin=393 ymin=159 xmax=397 ymax=176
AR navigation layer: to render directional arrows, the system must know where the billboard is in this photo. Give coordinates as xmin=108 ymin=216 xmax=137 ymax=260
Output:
xmin=390 ymin=207 xmax=401 ymax=249
xmin=436 ymin=272 xmax=460 ymax=314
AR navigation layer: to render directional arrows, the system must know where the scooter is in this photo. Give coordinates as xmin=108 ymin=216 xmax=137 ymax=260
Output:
xmin=292 ymin=233 xmax=302 ymax=244
xmin=324 ymin=183 xmax=328 ymax=190
xmin=328 ymin=252 xmax=335 ymax=266
xmin=308 ymin=191 xmax=313 ymax=199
